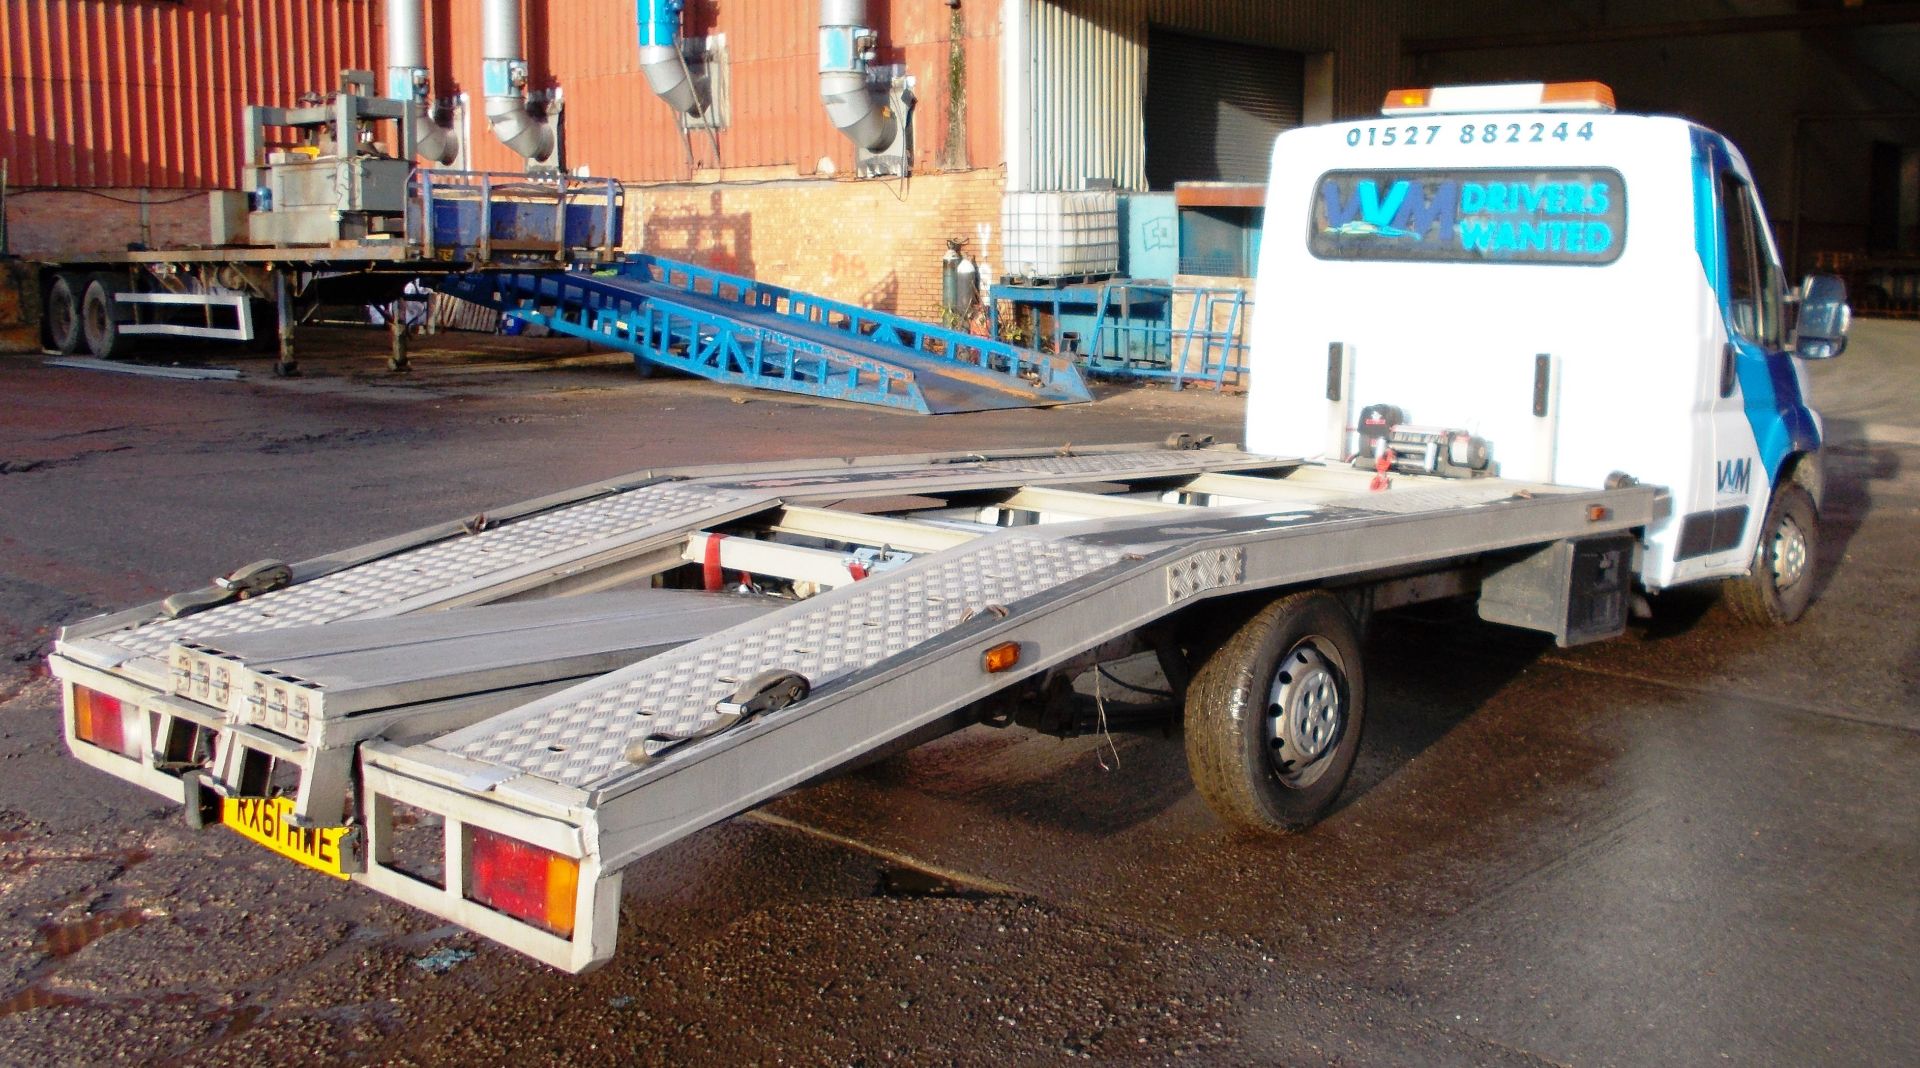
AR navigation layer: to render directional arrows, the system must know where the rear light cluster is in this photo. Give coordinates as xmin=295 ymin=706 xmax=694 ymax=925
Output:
xmin=73 ymin=686 xmax=141 ymax=760
xmin=467 ymin=827 xmax=579 ymax=938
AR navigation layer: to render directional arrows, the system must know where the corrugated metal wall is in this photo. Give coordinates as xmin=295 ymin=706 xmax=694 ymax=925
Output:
xmin=0 ymin=0 xmax=379 ymax=188
xmin=1023 ymin=0 xmax=1421 ymax=190
xmin=436 ymin=0 xmax=1000 ymax=181
xmin=4 ymin=0 xmax=1422 ymax=194
xmin=1141 ymin=27 xmax=1304 ymax=188
xmin=0 ymin=0 xmax=999 ymax=190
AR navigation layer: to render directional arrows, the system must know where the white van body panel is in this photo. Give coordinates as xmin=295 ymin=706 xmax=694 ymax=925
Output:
xmin=1247 ymin=112 xmax=1811 ymax=590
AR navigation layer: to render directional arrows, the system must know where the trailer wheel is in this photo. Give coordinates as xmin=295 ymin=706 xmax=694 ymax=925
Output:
xmin=1723 ymin=483 xmax=1818 ymax=625
xmin=82 ymin=275 xmax=130 ymax=359
xmin=1184 ymin=590 xmax=1366 ymax=832
xmin=45 ymin=273 xmax=86 ymax=354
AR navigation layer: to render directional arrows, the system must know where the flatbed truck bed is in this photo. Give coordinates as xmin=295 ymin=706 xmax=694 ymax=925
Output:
xmin=50 ymin=439 xmax=1656 ymax=971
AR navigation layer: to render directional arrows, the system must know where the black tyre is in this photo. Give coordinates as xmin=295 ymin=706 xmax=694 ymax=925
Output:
xmin=45 ymin=273 xmax=85 ymax=354
xmin=82 ymin=275 xmax=129 ymax=359
xmin=1723 ymin=483 xmax=1818 ymax=625
xmin=1185 ymin=590 xmax=1366 ymax=831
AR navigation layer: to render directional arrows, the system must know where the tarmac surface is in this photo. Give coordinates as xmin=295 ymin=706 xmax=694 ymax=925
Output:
xmin=0 ymin=324 xmax=1913 ymax=1066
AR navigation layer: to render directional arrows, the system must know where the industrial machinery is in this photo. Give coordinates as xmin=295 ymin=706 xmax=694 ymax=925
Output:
xmin=236 ymin=70 xmax=420 ymax=247
xmin=35 ymin=70 xmax=622 ymax=375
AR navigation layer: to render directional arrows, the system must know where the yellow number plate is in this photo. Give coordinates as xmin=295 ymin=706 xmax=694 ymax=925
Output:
xmin=222 ymin=796 xmax=352 ymax=880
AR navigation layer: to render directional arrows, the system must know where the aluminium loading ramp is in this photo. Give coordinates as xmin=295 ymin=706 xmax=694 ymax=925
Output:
xmin=439 ymin=255 xmax=1093 ymax=414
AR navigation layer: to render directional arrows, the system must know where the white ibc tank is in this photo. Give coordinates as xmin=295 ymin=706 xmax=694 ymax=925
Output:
xmin=1000 ymin=191 xmax=1120 ymax=280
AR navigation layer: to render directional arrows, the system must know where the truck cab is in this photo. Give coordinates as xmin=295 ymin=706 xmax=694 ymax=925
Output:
xmin=1247 ymin=81 xmax=1850 ymax=620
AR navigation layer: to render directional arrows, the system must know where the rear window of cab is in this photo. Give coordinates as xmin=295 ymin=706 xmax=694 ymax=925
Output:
xmin=1309 ymin=168 xmax=1627 ymax=266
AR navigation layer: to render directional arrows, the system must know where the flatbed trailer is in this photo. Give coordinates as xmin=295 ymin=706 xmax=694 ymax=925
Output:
xmin=32 ymin=74 xmax=622 ymax=376
xmin=50 ymin=438 xmax=1656 ymax=971
xmin=33 ymin=168 xmax=623 ymax=376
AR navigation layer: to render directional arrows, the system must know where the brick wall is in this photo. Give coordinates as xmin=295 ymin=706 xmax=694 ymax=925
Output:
xmin=4 ymin=190 xmax=213 ymax=258
xmin=5 ymin=171 xmax=1012 ymax=332
xmin=635 ymin=169 xmax=1006 ymax=324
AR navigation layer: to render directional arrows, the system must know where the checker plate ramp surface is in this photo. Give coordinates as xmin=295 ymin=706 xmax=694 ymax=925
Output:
xmin=99 ymin=483 xmax=753 ymax=661
xmin=88 ymin=449 xmax=1277 ymax=665
xmin=434 ymin=531 xmax=1130 ymax=788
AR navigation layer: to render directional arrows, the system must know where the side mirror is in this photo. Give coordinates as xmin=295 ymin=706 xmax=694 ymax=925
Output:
xmin=1793 ymin=274 xmax=1849 ymax=359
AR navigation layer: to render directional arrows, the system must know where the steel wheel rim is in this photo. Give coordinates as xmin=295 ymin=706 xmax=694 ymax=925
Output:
xmin=1266 ymin=637 xmax=1346 ymax=788
xmin=1773 ymin=513 xmax=1808 ymax=591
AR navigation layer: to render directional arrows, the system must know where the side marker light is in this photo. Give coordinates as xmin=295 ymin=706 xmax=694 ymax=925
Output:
xmin=982 ymin=642 xmax=1022 ymax=674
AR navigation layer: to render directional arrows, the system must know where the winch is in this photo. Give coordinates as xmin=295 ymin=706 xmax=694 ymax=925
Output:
xmin=1352 ymin=403 xmax=1494 ymax=479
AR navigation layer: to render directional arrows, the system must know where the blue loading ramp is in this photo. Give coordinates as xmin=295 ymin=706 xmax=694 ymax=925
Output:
xmin=440 ymin=256 xmax=1092 ymax=414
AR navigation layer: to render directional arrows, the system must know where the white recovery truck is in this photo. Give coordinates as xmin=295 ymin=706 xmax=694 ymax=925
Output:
xmin=48 ymin=83 xmax=1850 ymax=972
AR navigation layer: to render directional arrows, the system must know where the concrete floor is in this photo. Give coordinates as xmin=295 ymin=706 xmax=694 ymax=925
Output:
xmin=0 ymin=325 xmax=1912 ymax=1066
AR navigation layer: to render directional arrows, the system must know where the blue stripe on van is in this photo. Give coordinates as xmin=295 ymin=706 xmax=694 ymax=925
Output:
xmin=1690 ymin=127 xmax=1820 ymax=484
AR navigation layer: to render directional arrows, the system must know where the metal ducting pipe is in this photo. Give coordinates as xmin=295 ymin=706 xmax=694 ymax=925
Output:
xmin=637 ymin=0 xmax=700 ymax=115
xmin=385 ymin=0 xmax=459 ymax=164
xmin=482 ymin=0 xmax=556 ymax=162
xmin=819 ymin=0 xmax=896 ymax=153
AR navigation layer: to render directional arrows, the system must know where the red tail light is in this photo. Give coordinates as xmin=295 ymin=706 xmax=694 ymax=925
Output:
xmin=73 ymin=686 xmax=139 ymax=759
xmin=467 ymin=827 xmax=579 ymax=937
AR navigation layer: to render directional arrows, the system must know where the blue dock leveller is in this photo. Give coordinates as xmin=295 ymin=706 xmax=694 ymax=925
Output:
xmin=440 ymin=255 xmax=1092 ymax=415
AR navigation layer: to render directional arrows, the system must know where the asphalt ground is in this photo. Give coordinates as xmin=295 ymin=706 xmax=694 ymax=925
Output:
xmin=0 ymin=324 xmax=1913 ymax=1066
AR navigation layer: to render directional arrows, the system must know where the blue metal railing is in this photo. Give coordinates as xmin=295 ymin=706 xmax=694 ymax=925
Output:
xmin=440 ymin=254 xmax=1091 ymax=413
xmin=991 ymin=280 xmax=1249 ymax=392
xmin=443 ymin=267 xmax=932 ymax=412
xmin=611 ymin=255 xmax=1089 ymax=401
xmin=1084 ymin=282 xmax=1248 ymax=391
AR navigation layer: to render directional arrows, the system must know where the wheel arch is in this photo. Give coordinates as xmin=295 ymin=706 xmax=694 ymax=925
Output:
xmin=1776 ymin=449 xmax=1823 ymax=512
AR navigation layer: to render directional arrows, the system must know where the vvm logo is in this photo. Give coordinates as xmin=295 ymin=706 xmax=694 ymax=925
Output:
xmin=1319 ymin=178 xmax=1459 ymax=241
xmin=1312 ymin=169 xmax=1625 ymax=263
xmin=1715 ymin=457 xmax=1752 ymax=495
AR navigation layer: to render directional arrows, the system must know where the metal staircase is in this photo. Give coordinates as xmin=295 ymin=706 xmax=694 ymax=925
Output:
xmin=441 ymin=255 xmax=1093 ymax=414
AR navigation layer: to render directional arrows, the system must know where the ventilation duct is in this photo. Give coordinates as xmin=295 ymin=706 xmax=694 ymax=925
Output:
xmin=819 ymin=0 xmax=912 ymax=176
xmin=482 ymin=0 xmax=557 ymax=163
xmin=637 ymin=0 xmax=700 ymax=115
xmin=385 ymin=0 xmax=459 ymax=164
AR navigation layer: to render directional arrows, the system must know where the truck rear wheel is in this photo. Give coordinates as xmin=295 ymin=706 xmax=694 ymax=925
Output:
xmin=1723 ymin=483 xmax=1818 ymax=625
xmin=1185 ymin=590 xmax=1366 ymax=832
xmin=82 ymin=275 xmax=130 ymax=359
xmin=45 ymin=273 xmax=86 ymax=354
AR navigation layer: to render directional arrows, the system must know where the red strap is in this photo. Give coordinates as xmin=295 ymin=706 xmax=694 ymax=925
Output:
xmin=1369 ymin=449 xmax=1394 ymax=492
xmin=702 ymin=534 xmax=726 ymax=591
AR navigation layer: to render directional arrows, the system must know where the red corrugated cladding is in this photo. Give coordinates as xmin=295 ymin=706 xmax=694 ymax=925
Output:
xmin=436 ymin=0 xmax=1002 ymax=181
xmin=2 ymin=0 xmax=1001 ymax=190
xmin=1 ymin=0 xmax=380 ymax=188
